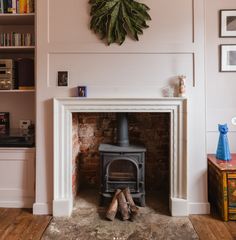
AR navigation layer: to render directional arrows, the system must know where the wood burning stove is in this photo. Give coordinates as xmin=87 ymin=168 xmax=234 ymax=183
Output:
xmin=99 ymin=113 xmax=146 ymax=206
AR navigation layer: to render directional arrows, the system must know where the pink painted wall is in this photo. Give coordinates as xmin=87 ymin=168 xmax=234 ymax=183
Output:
xmin=34 ymin=0 xmax=210 ymax=214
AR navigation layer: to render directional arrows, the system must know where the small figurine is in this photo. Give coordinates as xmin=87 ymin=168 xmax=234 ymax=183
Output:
xmin=178 ymin=75 xmax=186 ymax=97
xmin=216 ymin=124 xmax=231 ymax=161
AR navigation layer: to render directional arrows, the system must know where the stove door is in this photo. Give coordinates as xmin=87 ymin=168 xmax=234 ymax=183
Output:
xmin=108 ymin=159 xmax=137 ymax=181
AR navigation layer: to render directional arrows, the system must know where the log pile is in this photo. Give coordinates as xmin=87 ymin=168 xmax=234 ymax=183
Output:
xmin=106 ymin=188 xmax=139 ymax=221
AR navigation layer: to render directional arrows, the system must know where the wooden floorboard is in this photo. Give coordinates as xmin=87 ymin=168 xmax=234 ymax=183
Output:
xmin=225 ymin=221 xmax=236 ymax=239
xmin=0 ymin=208 xmax=236 ymax=240
xmin=0 ymin=208 xmax=52 ymax=240
xmin=190 ymin=215 xmax=236 ymax=240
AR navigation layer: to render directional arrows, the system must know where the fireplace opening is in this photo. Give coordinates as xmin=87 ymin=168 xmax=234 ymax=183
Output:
xmin=72 ymin=112 xmax=170 ymax=214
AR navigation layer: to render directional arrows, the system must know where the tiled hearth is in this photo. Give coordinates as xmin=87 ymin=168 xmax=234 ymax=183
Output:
xmin=53 ymin=98 xmax=187 ymax=217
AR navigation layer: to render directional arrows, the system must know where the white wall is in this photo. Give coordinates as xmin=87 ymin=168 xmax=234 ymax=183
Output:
xmin=34 ymin=0 xmax=208 ymax=214
xmin=206 ymin=0 xmax=236 ymax=153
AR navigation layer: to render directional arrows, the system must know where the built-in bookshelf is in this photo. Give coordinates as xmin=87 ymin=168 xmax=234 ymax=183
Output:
xmin=0 ymin=1 xmax=35 ymax=130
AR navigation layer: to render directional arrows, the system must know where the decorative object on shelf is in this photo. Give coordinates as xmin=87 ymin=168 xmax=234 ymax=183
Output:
xmin=0 ymin=112 xmax=9 ymax=134
xmin=57 ymin=71 xmax=68 ymax=87
xmin=220 ymin=44 xmax=236 ymax=72
xmin=78 ymin=86 xmax=87 ymax=97
xmin=220 ymin=10 xmax=236 ymax=37
xmin=89 ymin=0 xmax=151 ymax=45
xmin=0 ymin=59 xmax=15 ymax=90
xmin=216 ymin=124 xmax=231 ymax=161
xmin=162 ymin=86 xmax=174 ymax=97
xmin=178 ymin=75 xmax=186 ymax=97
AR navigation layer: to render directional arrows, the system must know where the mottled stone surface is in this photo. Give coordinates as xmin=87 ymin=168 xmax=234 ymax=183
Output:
xmin=42 ymin=190 xmax=198 ymax=240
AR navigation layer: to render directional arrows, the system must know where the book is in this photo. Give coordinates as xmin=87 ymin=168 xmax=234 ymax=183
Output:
xmin=0 ymin=112 xmax=10 ymax=134
xmin=3 ymin=0 xmax=8 ymax=13
xmin=7 ymin=0 xmax=12 ymax=13
xmin=12 ymin=0 xmax=16 ymax=13
xmin=26 ymin=0 xmax=33 ymax=13
xmin=19 ymin=0 xmax=26 ymax=13
xmin=16 ymin=0 xmax=19 ymax=13
xmin=0 ymin=0 xmax=3 ymax=13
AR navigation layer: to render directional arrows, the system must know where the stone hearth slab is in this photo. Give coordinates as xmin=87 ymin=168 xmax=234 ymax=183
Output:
xmin=43 ymin=190 xmax=198 ymax=240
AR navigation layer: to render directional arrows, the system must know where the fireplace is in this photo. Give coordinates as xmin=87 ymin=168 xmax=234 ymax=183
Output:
xmin=53 ymin=98 xmax=187 ymax=217
xmin=99 ymin=113 xmax=146 ymax=206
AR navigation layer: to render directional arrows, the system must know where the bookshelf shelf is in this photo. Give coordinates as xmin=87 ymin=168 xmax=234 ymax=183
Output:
xmin=0 ymin=89 xmax=35 ymax=93
xmin=0 ymin=13 xmax=35 ymax=25
xmin=0 ymin=46 xmax=35 ymax=52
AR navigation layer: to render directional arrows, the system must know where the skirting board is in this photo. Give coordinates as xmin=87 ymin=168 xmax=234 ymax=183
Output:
xmin=0 ymin=198 xmax=34 ymax=208
xmin=53 ymin=199 xmax=73 ymax=217
xmin=188 ymin=202 xmax=210 ymax=214
xmin=33 ymin=202 xmax=52 ymax=215
xmin=170 ymin=197 xmax=188 ymax=216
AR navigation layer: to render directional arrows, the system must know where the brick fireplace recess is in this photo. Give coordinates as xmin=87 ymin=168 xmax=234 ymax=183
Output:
xmin=53 ymin=98 xmax=187 ymax=217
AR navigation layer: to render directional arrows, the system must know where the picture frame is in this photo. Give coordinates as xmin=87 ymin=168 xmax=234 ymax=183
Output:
xmin=220 ymin=44 xmax=236 ymax=72
xmin=77 ymin=86 xmax=87 ymax=97
xmin=58 ymin=71 xmax=68 ymax=87
xmin=220 ymin=10 xmax=236 ymax=37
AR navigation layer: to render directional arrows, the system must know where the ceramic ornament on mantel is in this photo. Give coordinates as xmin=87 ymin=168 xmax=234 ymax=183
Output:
xmin=216 ymin=124 xmax=231 ymax=161
xmin=89 ymin=0 xmax=151 ymax=45
xmin=178 ymin=75 xmax=186 ymax=97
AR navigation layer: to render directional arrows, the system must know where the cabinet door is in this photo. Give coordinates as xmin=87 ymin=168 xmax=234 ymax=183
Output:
xmin=227 ymin=173 xmax=236 ymax=208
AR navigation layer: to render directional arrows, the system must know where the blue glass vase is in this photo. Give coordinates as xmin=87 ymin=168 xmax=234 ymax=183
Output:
xmin=216 ymin=124 xmax=231 ymax=161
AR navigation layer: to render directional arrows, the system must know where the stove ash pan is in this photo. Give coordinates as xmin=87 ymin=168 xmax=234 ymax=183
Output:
xmin=99 ymin=144 xmax=146 ymax=206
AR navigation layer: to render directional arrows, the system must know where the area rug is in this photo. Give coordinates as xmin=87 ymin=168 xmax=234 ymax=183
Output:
xmin=42 ymin=191 xmax=199 ymax=240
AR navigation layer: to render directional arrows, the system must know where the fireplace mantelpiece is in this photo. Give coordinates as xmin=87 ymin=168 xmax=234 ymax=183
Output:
xmin=53 ymin=98 xmax=187 ymax=217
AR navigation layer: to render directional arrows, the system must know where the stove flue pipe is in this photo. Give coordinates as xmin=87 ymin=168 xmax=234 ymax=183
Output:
xmin=117 ymin=113 xmax=129 ymax=147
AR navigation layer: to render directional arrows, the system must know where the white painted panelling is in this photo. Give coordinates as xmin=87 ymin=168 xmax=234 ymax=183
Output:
xmin=205 ymin=0 xmax=236 ymax=153
xmin=206 ymin=108 xmax=236 ymax=131
xmin=35 ymin=0 xmax=207 ymax=214
xmin=49 ymin=53 xmax=193 ymax=96
xmin=0 ymin=148 xmax=35 ymax=208
xmin=48 ymin=0 xmax=193 ymax=46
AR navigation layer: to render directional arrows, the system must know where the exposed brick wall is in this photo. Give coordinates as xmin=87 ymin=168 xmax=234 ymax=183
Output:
xmin=72 ymin=114 xmax=80 ymax=197
xmin=72 ymin=112 xmax=170 ymax=192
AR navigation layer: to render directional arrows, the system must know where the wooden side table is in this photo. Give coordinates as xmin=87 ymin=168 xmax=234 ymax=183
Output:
xmin=208 ymin=154 xmax=236 ymax=221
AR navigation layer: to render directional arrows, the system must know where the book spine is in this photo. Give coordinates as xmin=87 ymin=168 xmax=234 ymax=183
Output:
xmin=19 ymin=0 xmax=26 ymax=13
xmin=12 ymin=0 xmax=16 ymax=13
xmin=16 ymin=0 xmax=19 ymax=13
xmin=27 ymin=0 xmax=33 ymax=13
xmin=7 ymin=0 xmax=12 ymax=13
xmin=0 ymin=0 xmax=2 ymax=13
xmin=3 ymin=0 xmax=8 ymax=13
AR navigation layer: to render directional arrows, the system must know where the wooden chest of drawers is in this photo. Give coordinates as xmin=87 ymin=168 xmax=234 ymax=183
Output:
xmin=208 ymin=154 xmax=236 ymax=221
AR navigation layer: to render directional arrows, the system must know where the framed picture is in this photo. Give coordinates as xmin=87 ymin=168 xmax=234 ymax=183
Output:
xmin=77 ymin=86 xmax=87 ymax=97
xmin=58 ymin=71 xmax=68 ymax=86
xmin=220 ymin=10 xmax=236 ymax=37
xmin=220 ymin=44 xmax=236 ymax=72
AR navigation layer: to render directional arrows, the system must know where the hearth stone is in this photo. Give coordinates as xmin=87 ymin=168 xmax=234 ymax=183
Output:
xmin=99 ymin=143 xmax=146 ymax=206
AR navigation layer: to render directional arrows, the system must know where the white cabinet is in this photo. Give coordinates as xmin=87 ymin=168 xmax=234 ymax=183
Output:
xmin=0 ymin=148 xmax=35 ymax=207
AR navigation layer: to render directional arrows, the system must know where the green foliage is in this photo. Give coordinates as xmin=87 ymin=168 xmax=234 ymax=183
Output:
xmin=89 ymin=0 xmax=151 ymax=45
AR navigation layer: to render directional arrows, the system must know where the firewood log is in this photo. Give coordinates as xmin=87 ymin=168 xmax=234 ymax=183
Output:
xmin=117 ymin=191 xmax=130 ymax=220
xmin=123 ymin=187 xmax=139 ymax=221
xmin=123 ymin=187 xmax=139 ymax=213
xmin=106 ymin=189 xmax=121 ymax=221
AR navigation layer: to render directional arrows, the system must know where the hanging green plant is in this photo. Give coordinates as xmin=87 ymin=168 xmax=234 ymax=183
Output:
xmin=89 ymin=0 xmax=151 ymax=45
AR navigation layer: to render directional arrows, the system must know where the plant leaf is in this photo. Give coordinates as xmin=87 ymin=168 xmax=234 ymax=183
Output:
xmin=89 ymin=0 xmax=151 ymax=45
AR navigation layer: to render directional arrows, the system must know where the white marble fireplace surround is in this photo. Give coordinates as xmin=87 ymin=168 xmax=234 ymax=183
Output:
xmin=53 ymin=98 xmax=188 ymax=217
